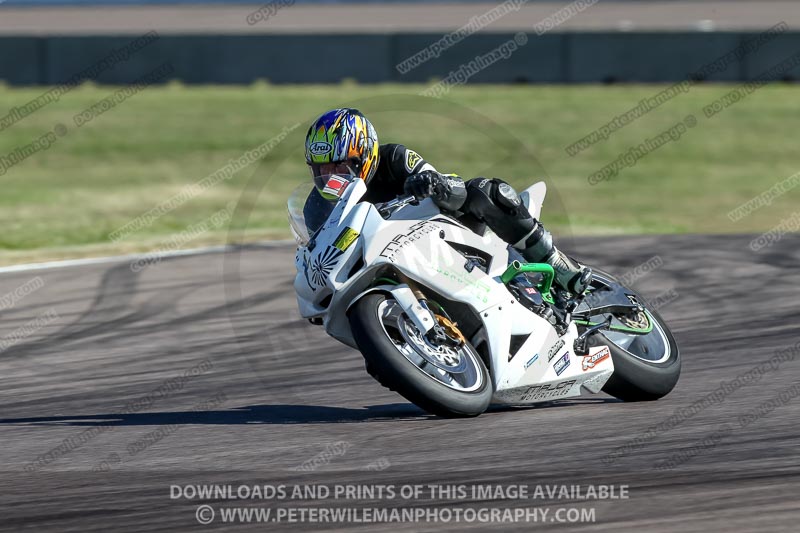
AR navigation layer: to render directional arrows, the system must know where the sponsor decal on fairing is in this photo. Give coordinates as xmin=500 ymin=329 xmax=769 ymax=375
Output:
xmin=524 ymin=353 xmax=539 ymax=370
xmin=582 ymin=346 xmax=611 ymax=371
xmin=547 ymin=339 xmax=566 ymax=362
xmin=554 ymin=351 xmax=570 ymax=376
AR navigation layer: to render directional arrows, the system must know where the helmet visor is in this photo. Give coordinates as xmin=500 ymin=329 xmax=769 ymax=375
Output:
xmin=309 ymin=160 xmax=357 ymax=179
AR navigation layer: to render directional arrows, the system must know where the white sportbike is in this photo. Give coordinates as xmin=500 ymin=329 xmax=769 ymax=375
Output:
xmin=289 ymin=174 xmax=680 ymax=417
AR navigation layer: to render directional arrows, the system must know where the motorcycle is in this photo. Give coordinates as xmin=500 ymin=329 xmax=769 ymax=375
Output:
xmin=289 ymin=174 xmax=680 ymax=417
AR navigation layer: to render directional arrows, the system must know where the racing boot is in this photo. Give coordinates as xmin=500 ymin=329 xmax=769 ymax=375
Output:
xmin=462 ymin=177 xmax=592 ymax=295
xmin=514 ymin=223 xmax=593 ymax=296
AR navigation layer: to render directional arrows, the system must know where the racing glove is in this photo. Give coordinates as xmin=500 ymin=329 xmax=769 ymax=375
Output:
xmin=404 ymin=171 xmax=467 ymax=212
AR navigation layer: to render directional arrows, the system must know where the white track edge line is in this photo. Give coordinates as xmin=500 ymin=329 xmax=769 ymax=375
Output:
xmin=0 ymin=240 xmax=296 ymax=274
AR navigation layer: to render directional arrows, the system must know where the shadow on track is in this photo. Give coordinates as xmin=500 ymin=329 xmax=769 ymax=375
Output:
xmin=0 ymin=403 xmax=434 ymax=426
xmin=0 ymin=397 xmax=620 ymax=427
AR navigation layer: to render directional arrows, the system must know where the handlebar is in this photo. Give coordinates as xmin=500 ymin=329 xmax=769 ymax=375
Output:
xmin=377 ymin=195 xmax=418 ymax=219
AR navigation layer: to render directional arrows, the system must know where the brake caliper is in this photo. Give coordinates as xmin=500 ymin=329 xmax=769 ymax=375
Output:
xmin=434 ymin=314 xmax=466 ymax=346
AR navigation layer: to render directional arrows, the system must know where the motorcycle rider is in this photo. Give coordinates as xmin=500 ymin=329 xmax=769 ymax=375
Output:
xmin=304 ymin=108 xmax=592 ymax=295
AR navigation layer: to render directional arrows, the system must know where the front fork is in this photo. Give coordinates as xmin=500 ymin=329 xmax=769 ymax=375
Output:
xmin=387 ymin=284 xmax=437 ymax=336
xmin=384 ymin=273 xmax=460 ymax=347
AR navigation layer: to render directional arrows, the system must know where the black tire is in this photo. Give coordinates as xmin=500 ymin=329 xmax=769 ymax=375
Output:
xmin=586 ymin=268 xmax=681 ymax=402
xmin=349 ymin=293 xmax=492 ymax=417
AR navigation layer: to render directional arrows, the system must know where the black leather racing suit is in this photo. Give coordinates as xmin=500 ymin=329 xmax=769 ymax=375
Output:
xmin=367 ymin=143 xmax=538 ymax=247
xmin=306 ymin=143 xmax=589 ymax=293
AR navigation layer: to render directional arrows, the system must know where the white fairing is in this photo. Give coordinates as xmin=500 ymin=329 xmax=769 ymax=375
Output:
xmin=292 ymin=177 xmax=613 ymax=405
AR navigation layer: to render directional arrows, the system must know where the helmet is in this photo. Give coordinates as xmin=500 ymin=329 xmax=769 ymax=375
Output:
xmin=305 ymin=108 xmax=379 ymax=198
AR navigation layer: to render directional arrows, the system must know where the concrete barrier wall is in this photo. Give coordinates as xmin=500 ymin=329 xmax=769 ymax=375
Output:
xmin=1 ymin=32 xmax=798 ymax=86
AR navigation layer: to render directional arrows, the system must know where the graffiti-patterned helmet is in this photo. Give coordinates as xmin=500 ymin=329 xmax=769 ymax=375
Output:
xmin=305 ymin=108 xmax=379 ymax=195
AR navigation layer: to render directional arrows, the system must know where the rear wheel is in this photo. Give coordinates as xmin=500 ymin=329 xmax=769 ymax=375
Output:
xmin=349 ymin=293 xmax=492 ymax=417
xmin=579 ymin=268 xmax=681 ymax=401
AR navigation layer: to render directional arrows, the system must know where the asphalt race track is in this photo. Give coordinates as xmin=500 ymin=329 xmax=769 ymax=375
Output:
xmin=1 ymin=234 xmax=798 ymax=531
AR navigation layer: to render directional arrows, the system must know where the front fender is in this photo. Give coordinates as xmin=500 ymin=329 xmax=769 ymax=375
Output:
xmin=344 ymin=284 xmax=398 ymax=315
xmin=328 ymin=284 xmax=435 ymax=350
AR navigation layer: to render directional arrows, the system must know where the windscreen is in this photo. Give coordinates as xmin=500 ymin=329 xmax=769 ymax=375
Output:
xmin=287 ymin=174 xmax=357 ymax=245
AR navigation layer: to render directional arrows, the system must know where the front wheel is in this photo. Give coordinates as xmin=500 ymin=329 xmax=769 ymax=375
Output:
xmin=349 ymin=293 xmax=492 ymax=417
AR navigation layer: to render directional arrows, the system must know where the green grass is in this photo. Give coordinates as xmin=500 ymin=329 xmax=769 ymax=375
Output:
xmin=0 ymin=82 xmax=797 ymax=264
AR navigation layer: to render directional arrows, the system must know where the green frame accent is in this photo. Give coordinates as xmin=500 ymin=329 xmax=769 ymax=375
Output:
xmin=501 ymin=261 xmax=555 ymax=304
xmin=574 ymin=313 xmax=654 ymax=335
